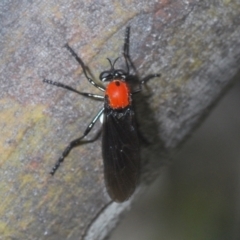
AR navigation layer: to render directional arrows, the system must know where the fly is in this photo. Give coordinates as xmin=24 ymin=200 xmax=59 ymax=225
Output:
xmin=43 ymin=26 xmax=160 ymax=202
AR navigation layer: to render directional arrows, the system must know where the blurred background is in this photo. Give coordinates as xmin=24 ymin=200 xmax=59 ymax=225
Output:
xmin=111 ymin=74 xmax=240 ymax=240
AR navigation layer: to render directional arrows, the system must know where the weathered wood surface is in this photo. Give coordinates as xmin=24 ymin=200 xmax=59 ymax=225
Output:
xmin=0 ymin=1 xmax=240 ymax=239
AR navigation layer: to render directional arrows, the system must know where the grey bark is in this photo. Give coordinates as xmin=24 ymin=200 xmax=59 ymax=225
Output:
xmin=0 ymin=0 xmax=239 ymax=239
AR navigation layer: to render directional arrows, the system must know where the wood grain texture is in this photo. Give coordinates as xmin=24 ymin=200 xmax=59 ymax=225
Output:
xmin=0 ymin=0 xmax=240 ymax=239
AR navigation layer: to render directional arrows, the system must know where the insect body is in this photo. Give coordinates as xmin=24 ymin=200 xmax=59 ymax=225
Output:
xmin=44 ymin=26 xmax=160 ymax=202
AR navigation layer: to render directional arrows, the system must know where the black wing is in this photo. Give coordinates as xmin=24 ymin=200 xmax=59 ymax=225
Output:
xmin=102 ymin=108 xmax=140 ymax=202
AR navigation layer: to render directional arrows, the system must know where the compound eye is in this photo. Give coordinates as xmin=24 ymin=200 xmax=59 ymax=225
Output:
xmin=114 ymin=69 xmax=126 ymax=78
xmin=100 ymin=71 xmax=111 ymax=81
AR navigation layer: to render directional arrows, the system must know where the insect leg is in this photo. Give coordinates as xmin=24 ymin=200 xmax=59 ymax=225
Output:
xmin=43 ymin=79 xmax=104 ymax=100
xmin=123 ymin=26 xmax=138 ymax=75
xmin=123 ymin=26 xmax=160 ymax=92
xmin=65 ymin=44 xmax=105 ymax=92
xmin=132 ymin=74 xmax=161 ymax=94
xmin=50 ymin=108 xmax=104 ymax=175
xmin=140 ymin=73 xmax=161 ymax=85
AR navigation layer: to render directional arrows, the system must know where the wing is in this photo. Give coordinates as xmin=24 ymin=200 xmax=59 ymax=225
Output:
xmin=102 ymin=108 xmax=140 ymax=202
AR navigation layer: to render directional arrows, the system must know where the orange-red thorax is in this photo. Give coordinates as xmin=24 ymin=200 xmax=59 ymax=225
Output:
xmin=105 ymin=80 xmax=130 ymax=109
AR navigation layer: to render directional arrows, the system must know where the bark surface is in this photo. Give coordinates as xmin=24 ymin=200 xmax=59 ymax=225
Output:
xmin=0 ymin=1 xmax=240 ymax=239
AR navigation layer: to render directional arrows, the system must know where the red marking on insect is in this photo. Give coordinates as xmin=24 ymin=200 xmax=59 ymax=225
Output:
xmin=105 ymin=80 xmax=130 ymax=109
